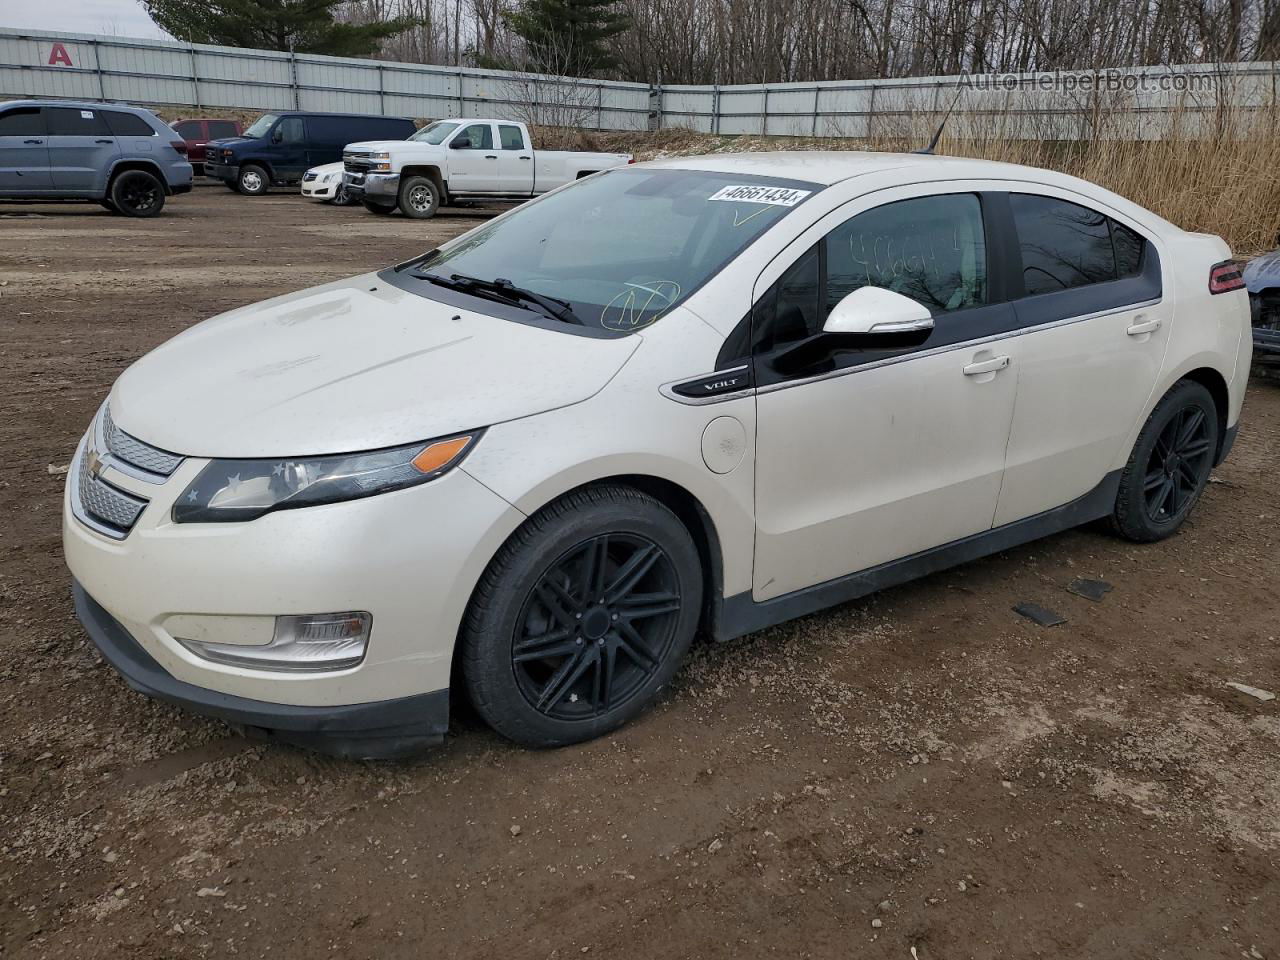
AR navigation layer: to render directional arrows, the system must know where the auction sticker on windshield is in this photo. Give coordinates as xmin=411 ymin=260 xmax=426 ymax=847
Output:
xmin=708 ymin=185 xmax=811 ymax=206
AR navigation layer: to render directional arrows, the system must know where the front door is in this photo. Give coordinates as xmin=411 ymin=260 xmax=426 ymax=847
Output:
xmin=270 ymin=115 xmax=309 ymax=180
xmin=46 ymin=106 xmax=118 ymax=194
xmin=991 ymin=191 xmax=1171 ymax=525
xmin=446 ymin=122 xmax=502 ymax=193
xmin=751 ymin=190 xmax=1018 ymax=601
xmin=0 ymin=105 xmax=52 ymax=193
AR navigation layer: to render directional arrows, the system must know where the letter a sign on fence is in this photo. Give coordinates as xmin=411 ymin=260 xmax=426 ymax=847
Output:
xmin=48 ymin=43 xmax=73 ymax=66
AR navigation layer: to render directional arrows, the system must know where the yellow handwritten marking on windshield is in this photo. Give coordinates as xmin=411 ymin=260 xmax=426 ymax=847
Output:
xmin=600 ymin=280 xmax=682 ymax=332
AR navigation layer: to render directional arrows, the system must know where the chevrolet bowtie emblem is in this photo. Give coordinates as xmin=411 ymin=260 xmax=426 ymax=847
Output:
xmin=85 ymin=446 xmax=103 ymax=479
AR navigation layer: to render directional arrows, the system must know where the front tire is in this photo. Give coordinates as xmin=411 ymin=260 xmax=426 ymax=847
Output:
xmin=363 ymin=199 xmax=395 ymax=215
xmin=461 ymin=485 xmax=703 ymax=747
xmin=397 ymin=175 xmax=440 ymax=219
xmin=110 ymin=170 xmax=165 ymax=218
xmin=1112 ymin=379 xmax=1219 ymax=542
xmin=236 ymin=164 xmax=269 ymax=196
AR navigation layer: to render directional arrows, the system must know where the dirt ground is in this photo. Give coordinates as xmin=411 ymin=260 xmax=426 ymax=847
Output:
xmin=1 ymin=185 xmax=1278 ymax=960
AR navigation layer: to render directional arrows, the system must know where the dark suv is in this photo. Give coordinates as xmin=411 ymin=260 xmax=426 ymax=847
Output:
xmin=205 ymin=111 xmax=416 ymax=195
xmin=0 ymin=100 xmax=193 ymax=217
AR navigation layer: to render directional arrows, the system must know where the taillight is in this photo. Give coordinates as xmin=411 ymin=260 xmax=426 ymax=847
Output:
xmin=1209 ymin=260 xmax=1245 ymax=294
xmin=627 ymin=156 xmax=635 ymax=164
xmin=169 ymin=140 xmax=188 ymax=156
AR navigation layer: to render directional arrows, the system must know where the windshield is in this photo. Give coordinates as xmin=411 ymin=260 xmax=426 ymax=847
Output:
xmin=410 ymin=121 xmax=459 ymax=144
xmin=415 ymin=168 xmax=819 ymax=334
xmin=244 ymin=113 xmax=279 ymax=138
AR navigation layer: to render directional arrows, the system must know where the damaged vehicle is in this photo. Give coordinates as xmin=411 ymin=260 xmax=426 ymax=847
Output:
xmin=65 ymin=153 xmax=1251 ymax=758
xmin=1243 ymin=250 xmax=1280 ymax=373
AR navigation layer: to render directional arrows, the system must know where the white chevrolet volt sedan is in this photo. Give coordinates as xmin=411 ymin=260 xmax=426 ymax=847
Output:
xmin=64 ymin=152 xmax=1251 ymax=758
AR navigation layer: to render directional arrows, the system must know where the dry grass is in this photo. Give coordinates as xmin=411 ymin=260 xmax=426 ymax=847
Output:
xmin=585 ymin=105 xmax=1280 ymax=256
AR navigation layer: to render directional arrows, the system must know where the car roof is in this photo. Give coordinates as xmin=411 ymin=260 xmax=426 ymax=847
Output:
xmin=641 ymin=150 xmax=1071 ymax=189
xmin=264 ymin=111 xmax=413 ymax=120
xmin=1 ymin=98 xmax=152 ymax=114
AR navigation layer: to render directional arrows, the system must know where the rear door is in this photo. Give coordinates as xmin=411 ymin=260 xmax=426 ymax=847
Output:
xmin=305 ymin=115 xmax=346 ymax=168
xmin=0 ymin=105 xmax=52 ymax=193
xmin=495 ymin=123 xmax=534 ymax=195
xmin=46 ymin=106 xmax=119 ymax=193
xmin=172 ymin=119 xmax=206 ymax=163
xmin=447 ymin=122 xmax=501 ymax=192
xmin=991 ymin=190 xmax=1170 ymax=525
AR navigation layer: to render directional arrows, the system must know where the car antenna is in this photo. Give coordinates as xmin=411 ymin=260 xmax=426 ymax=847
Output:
xmin=912 ymin=86 xmax=964 ymax=155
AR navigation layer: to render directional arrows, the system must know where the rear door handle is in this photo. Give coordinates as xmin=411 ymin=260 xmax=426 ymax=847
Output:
xmin=23 ymin=138 xmax=43 ymax=144
xmin=94 ymin=139 xmax=114 ymax=144
xmin=1126 ymin=316 xmax=1161 ymax=336
xmin=962 ymin=355 xmax=1010 ymax=376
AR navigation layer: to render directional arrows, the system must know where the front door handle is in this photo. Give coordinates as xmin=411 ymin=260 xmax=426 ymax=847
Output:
xmin=962 ymin=355 xmax=1010 ymax=376
xmin=94 ymin=138 xmax=114 ymax=144
xmin=484 ymin=154 xmax=497 ymax=159
xmin=1126 ymin=316 xmax=1162 ymax=336
xmin=23 ymin=138 xmax=43 ymax=144
xmin=519 ymin=155 xmax=531 ymax=160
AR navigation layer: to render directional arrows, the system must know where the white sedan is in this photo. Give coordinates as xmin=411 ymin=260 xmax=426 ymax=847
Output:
xmin=64 ymin=152 xmax=1251 ymax=757
xmin=300 ymin=161 xmax=355 ymax=204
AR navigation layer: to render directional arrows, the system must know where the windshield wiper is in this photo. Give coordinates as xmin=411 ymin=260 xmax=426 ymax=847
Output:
xmin=415 ymin=271 xmax=583 ymax=325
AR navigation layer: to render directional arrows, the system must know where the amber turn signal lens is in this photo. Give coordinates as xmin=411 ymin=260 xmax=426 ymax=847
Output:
xmin=411 ymin=435 xmax=473 ymax=475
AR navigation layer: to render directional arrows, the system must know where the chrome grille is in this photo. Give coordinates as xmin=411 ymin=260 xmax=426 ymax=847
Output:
xmin=103 ymin=406 xmax=183 ymax=478
xmin=73 ymin=442 xmax=148 ymax=538
xmin=303 ymin=171 xmax=318 ymax=182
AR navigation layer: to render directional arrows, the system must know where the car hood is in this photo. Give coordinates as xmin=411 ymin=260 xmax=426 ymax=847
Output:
xmin=1244 ymin=249 xmax=1280 ymax=293
xmin=108 ymin=274 xmax=639 ymax=458
xmin=345 ymin=140 xmax=435 ymax=153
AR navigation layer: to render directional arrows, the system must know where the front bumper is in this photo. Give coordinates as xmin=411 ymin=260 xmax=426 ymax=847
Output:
xmin=63 ymin=422 xmax=527 ymax=754
xmin=344 ymin=171 xmax=399 ymax=202
xmin=74 ymin=581 xmax=448 ymax=759
xmin=205 ymin=159 xmax=237 ymax=183
xmin=302 ymin=180 xmax=337 ymax=199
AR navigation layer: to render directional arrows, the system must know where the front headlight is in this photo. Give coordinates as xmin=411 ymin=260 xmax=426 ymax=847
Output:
xmin=172 ymin=431 xmax=480 ymax=523
xmin=371 ymin=151 xmax=391 ymax=172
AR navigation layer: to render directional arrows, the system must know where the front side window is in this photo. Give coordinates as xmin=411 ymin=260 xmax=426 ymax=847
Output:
xmin=411 ymin=168 xmax=819 ymax=334
xmin=758 ymin=193 xmax=987 ymax=350
xmin=46 ymin=107 xmax=110 ymax=136
xmin=1010 ymin=193 xmax=1135 ymax=295
xmin=243 ymin=113 xmax=278 ymax=138
xmin=0 ymin=107 xmax=43 ymax=136
xmin=454 ymin=123 xmax=493 ymax=150
xmin=499 ymin=124 xmax=524 ymax=150
xmin=275 ymin=117 xmax=305 ymax=144
xmin=410 ymin=121 xmax=458 ymax=144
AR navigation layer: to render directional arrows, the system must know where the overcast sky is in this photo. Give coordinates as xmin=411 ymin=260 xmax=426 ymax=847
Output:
xmin=6 ymin=0 xmax=171 ymax=39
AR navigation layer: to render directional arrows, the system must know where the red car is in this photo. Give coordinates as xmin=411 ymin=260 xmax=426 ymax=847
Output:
xmin=169 ymin=117 xmax=242 ymax=175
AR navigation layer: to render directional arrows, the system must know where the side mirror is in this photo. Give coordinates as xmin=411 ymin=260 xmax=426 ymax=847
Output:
xmin=771 ymin=287 xmax=934 ymax=374
xmin=450 ymin=137 xmax=471 ymax=149
xmin=822 ymin=286 xmax=934 ymax=336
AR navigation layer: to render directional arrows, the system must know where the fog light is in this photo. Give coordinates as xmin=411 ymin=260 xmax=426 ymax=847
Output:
xmin=177 ymin=612 xmax=371 ymax=672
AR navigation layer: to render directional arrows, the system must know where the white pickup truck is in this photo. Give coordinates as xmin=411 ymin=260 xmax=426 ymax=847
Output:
xmin=341 ymin=118 xmax=632 ymax=218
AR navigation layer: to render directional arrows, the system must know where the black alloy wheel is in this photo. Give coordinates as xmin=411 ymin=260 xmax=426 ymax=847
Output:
xmin=1142 ymin=402 xmax=1214 ymax=524
xmin=512 ymin=533 xmax=682 ymax=721
xmin=111 ymin=171 xmax=165 ymax=218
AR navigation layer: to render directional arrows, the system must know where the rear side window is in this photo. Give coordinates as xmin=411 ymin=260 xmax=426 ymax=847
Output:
xmin=207 ymin=119 xmax=239 ymax=138
xmin=374 ymin=118 xmax=415 ymax=139
xmin=104 ymin=111 xmax=156 ymax=136
xmin=499 ymin=124 xmax=524 ymax=150
xmin=0 ymin=107 xmax=43 ymax=136
xmin=172 ymin=120 xmax=203 ymax=139
xmin=1010 ymin=193 xmax=1144 ymax=295
xmin=46 ymin=107 xmax=111 ymax=136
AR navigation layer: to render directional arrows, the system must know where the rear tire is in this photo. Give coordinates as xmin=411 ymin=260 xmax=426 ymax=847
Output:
xmin=236 ymin=164 xmax=269 ymax=196
xmin=362 ymin=200 xmax=395 ymax=215
xmin=110 ymin=170 xmax=165 ymax=218
xmin=397 ymin=175 xmax=440 ymax=219
xmin=1111 ymin=379 xmax=1219 ymax=542
xmin=462 ymin=485 xmax=703 ymax=747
